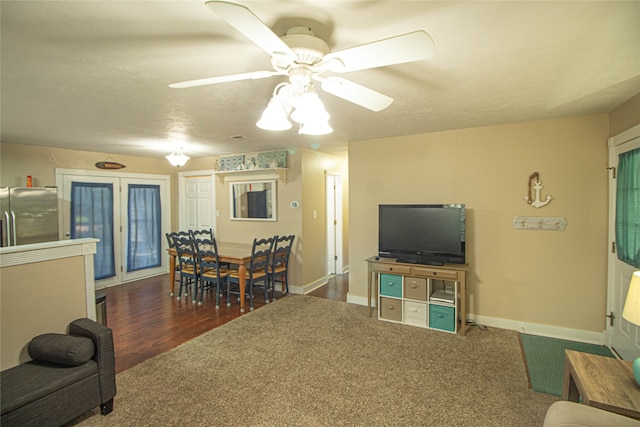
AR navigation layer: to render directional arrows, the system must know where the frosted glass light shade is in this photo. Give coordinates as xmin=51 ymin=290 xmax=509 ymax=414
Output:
xmin=165 ymin=151 xmax=190 ymax=167
xmin=256 ymin=97 xmax=292 ymax=131
xmin=299 ymin=119 xmax=333 ymax=136
xmin=290 ymin=91 xmax=330 ymax=124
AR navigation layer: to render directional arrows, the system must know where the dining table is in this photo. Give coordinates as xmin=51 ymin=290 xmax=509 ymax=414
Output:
xmin=167 ymin=241 xmax=253 ymax=313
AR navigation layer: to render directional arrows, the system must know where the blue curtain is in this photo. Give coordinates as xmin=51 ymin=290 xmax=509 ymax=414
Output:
xmin=127 ymin=184 xmax=162 ymax=272
xmin=70 ymin=182 xmax=115 ymax=280
xmin=616 ymin=147 xmax=640 ymax=268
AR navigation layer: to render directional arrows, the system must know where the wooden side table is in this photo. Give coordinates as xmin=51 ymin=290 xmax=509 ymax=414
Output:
xmin=563 ymin=349 xmax=640 ymax=420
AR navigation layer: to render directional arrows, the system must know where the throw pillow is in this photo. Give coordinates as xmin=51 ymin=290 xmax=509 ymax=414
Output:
xmin=28 ymin=333 xmax=95 ymax=367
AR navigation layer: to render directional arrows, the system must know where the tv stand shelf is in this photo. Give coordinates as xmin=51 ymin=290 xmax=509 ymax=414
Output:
xmin=366 ymin=257 xmax=468 ymax=336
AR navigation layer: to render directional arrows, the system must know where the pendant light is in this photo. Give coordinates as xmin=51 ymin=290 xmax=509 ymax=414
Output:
xmin=165 ymin=148 xmax=190 ymax=167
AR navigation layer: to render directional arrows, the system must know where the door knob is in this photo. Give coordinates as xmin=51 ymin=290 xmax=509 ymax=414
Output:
xmin=605 ymin=312 xmax=615 ymax=327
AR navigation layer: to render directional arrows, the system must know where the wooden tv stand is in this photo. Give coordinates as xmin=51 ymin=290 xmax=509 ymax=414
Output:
xmin=366 ymin=256 xmax=468 ymax=336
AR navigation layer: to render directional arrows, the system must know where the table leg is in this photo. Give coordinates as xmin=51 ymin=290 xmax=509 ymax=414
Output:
xmin=562 ymin=356 xmax=579 ymax=402
xmin=169 ymin=253 xmax=176 ymax=296
xmin=239 ymin=263 xmax=247 ymax=313
xmin=367 ymin=264 xmax=373 ymax=317
xmin=460 ymin=271 xmax=466 ymax=336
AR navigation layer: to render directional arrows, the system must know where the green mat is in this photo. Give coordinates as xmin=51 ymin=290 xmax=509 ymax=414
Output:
xmin=519 ymin=333 xmax=615 ymax=397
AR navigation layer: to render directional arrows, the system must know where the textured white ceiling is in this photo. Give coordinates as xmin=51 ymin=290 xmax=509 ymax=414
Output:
xmin=1 ymin=1 xmax=639 ymax=159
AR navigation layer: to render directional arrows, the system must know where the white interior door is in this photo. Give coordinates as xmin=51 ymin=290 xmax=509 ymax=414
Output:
xmin=179 ymin=172 xmax=216 ymax=233
xmin=326 ymin=173 xmax=343 ymax=275
xmin=607 ymin=124 xmax=640 ymax=360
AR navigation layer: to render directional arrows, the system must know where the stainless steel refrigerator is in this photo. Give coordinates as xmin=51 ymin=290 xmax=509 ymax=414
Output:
xmin=1 ymin=187 xmax=59 ymax=247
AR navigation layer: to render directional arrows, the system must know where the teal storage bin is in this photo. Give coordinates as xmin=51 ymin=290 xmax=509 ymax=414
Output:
xmin=429 ymin=304 xmax=456 ymax=332
xmin=379 ymin=274 xmax=402 ymax=298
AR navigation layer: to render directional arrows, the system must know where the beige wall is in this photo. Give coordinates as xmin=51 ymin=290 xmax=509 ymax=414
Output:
xmin=191 ymin=148 xmax=349 ymax=292
xmin=204 ymin=148 xmax=348 ymax=291
xmin=0 ymin=142 xmax=183 ymax=228
xmin=0 ymin=142 xmax=176 ymax=187
xmin=210 ymin=151 xmax=304 ymax=289
xmin=1 ymin=256 xmax=89 ymax=369
xmin=609 ymin=93 xmax=640 ymax=137
xmin=300 ymin=149 xmax=349 ymax=288
xmin=349 ymin=115 xmax=610 ymax=333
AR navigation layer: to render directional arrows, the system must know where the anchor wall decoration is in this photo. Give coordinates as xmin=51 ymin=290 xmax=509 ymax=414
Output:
xmin=524 ymin=172 xmax=552 ymax=208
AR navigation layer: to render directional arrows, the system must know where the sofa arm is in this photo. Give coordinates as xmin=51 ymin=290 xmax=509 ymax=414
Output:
xmin=544 ymin=401 xmax=640 ymax=427
xmin=68 ymin=318 xmax=116 ymax=404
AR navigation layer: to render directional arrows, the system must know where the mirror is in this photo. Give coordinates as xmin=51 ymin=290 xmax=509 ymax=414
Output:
xmin=230 ymin=180 xmax=276 ymax=221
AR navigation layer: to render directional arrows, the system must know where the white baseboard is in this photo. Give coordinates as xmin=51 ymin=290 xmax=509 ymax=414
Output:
xmin=467 ymin=314 xmax=606 ymax=345
xmin=346 ymin=293 xmax=369 ymax=306
xmin=300 ymin=277 xmax=328 ymax=294
xmin=345 ymin=296 xmax=606 ymax=345
xmin=298 ymin=272 xmax=352 ymax=296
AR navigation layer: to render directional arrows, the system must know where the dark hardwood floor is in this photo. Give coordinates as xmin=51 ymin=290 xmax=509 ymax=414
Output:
xmin=101 ymin=273 xmax=348 ymax=373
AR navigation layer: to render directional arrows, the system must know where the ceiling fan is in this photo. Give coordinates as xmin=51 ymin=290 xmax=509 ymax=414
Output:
xmin=169 ymin=1 xmax=436 ymax=133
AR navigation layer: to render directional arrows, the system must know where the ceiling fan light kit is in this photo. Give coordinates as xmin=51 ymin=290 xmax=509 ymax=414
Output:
xmin=256 ymin=81 xmax=333 ymax=135
xmin=170 ymin=0 xmax=435 ymax=137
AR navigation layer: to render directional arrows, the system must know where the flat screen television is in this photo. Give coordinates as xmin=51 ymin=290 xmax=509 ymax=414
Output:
xmin=378 ymin=204 xmax=466 ymax=265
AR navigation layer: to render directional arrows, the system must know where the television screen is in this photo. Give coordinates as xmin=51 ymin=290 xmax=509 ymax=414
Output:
xmin=378 ymin=204 xmax=466 ymax=265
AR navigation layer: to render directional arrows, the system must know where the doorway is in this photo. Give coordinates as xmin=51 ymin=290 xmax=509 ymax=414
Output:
xmin=607 ymin=124 xmax=640 ymax=360
xmin=326 ymin=173 xmax=343 ymax=276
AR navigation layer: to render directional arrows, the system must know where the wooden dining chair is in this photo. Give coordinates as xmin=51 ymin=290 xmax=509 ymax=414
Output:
xmin=166 ymin=231 xmax=190 ymax=247
xmin=189 ymin=229 xmax=231 ymax=268
xmin=193 ymin=237 xmax=230 ymax=307
xmin=228 ymin=236 xmax=275 ymax=311
xmin=189 ymin=228 xmax=214 ymax=241
xmin=269 ymin=234 xmax=295 ymax=296
xmin=166 ymin=231 xmax=190 ymax=288
xmin=172 ymin=235 xmax=199 ymax=302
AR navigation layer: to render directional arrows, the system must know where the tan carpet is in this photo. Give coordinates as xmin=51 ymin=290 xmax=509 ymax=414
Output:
xmin=70 ymin=295 xmax=557 ymax=426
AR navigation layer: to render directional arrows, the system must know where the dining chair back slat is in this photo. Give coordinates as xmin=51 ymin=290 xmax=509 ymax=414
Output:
xmin=172 ymin=236 xmax=198 ymax=302
xmin=228 ymin=236 xmax=276 ymax=311
xmin=270 ymin=234 xmax=295 ymax=295
xmin=166 ymin=231 xmax=190 ymax=248
xmin=189 ymin=228 xmax=214 ymax=242
xmin=166 ymin=231 xmax=190 ymax=288
xmin=194 ymin=237 xmax=230 ymax=308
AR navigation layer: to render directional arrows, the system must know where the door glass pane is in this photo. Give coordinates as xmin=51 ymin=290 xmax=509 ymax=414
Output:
xmin=616 ymin=147 xmax=640 ymax=268
xmin=127 ymin=184 xmax=162 ymax=272
xmin=70 ymin=182 xmax=115 ymax=280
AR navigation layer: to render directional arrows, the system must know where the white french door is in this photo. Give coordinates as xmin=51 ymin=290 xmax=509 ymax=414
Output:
xmin=121 ymin=177 xmax=170 ymax=282
xmin=56 ymin=168 xmax=171 ymax=288
xmin=62 ymin=174 xmax=121 ymax=287
xmin=607 ymin=124 xmax=640 ymax=360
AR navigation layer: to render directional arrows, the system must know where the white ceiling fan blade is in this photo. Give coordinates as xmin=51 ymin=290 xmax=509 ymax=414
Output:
xmin=169 ymin=71 xmax=281 ymax=88
xmin=205 ymin=0 xmax=295 ymax=58
xmin=325 ymin=30 xmax=435 ymax=73
xmin=320 ymin=76 xmax=393 ymax=112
